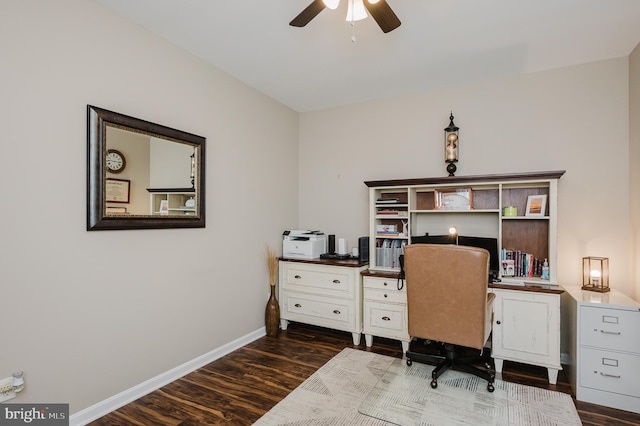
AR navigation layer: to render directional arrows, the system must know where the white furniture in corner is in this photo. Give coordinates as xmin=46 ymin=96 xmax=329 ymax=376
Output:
xmin=562 ymin=286 xmax=640 ymax=413
xmin=279 ymin=258 xmax=368 ymax=345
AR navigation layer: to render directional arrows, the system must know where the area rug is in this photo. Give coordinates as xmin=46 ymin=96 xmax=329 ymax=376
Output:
xmin=253 ymin=348 xmax=581 ymax=426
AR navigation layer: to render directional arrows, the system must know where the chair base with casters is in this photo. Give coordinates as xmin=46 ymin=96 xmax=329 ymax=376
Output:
xmin=406 ymin=342 xmax=496 ymax=392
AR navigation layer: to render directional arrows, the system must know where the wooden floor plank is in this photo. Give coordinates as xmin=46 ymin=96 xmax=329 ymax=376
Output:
xmin=89 ymin=323 xmax=640 ymax=425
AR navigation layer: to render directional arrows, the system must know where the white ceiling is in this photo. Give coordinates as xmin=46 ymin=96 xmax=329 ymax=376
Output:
xmin=95 ymin=0 xmax=640 ymax=112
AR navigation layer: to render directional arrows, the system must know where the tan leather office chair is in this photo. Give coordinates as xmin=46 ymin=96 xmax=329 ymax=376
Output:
xmin=404 ymin=243 xmax=496 ymax=392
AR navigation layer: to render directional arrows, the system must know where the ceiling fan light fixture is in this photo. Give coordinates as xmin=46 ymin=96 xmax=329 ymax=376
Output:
xmin=323 ymin=0 xmax=340 ymax=10
xmin=346 ymin=0 xmax=368 ymax=22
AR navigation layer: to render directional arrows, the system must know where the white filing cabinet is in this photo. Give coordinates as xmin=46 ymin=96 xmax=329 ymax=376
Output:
xmin=490 ymin=285 xmax=563 ymax=384
xmin=279 ymin=258 xmax=367 ymax=345
xmin=362 ymin=272 xmax=410 ymax=353
xmin=562 ymin=286 xmax=640 ymax=413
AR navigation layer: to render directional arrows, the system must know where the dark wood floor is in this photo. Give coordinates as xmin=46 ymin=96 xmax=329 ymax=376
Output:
xmin=91 ymin=323 xmax=640 ymax=425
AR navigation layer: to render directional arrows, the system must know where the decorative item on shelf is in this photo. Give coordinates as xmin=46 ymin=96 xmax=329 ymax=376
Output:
xmin=434 ymin=187 xmax=473 ymax=210
xmin=444 ymin=111 xmax=459 ymax=177
xmin=265 ymin=245 xmax=281 ymax=337
xmin=525 ymin=194 xmax=547 ymax=217
xmin=582 ymin=256 xmax=609 ymax=292
xmin=185 ymin=197 xmax=196 ymax=209
xmin=503 ymin=206 xmax=517 ymax=217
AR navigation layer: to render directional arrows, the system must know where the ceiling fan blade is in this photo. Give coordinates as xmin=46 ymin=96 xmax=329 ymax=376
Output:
xmin=290 ymin=0 xmax=327 ymax=27
xmin=363 ymin=0 xmax=401 ymax=33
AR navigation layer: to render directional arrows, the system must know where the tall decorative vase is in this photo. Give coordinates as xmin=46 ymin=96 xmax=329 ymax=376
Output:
xmin=265 ymin=284 xmax=280 ymax=337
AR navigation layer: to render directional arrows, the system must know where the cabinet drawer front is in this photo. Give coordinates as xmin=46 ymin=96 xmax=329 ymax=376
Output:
xmin=580 ymin=347 xmax=640 ymax=398
xmin=364 ymin=301 xmax=407 ymax=335
xmin=283 ymin=293 xmax=352 ymax=326
xmin=580 ymin=306 xmax=640 ymax=353
xmin=283 ymin=265 xmax=353 ymax=297
xmin=364 ymin=288 xmax=406 ymax=304
xmin=363 ymin=276 xmax=403 ymax=291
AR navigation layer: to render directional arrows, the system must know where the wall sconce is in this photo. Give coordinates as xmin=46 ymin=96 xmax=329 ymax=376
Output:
xmin=190 ymin=151 xmax=196 ymax=190
xmin=582 ymin=256 xmax=609 ymax=293
xmin=444 ymin=112 xmax=459 ymax=177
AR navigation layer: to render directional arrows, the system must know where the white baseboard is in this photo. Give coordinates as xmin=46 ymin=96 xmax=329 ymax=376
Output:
xmin=70 ymin=327 xmax=266 ymax=426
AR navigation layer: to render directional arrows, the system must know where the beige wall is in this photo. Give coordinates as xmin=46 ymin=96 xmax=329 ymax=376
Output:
xmin=0 ymin=0 xmax=298 ymax=416
xmin=2 ymin=0 xmax=638 ymax=420
xmin=630 ymin=42 xmax=640 ymax=299
xmin=299 ymin=57 xmax=632 ymax=297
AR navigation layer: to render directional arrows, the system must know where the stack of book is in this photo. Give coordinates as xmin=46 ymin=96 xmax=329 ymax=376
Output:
xmin=376 ymin=224 xmax=399 ymax=237
xmin=376 ymin=208 xmax=408 ymax=218
xmin=500 ymin=249 xmax=543 ymax=278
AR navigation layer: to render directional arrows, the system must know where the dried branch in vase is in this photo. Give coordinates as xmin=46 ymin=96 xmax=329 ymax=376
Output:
xmin=266 ymin=245 xmax=279 ymax=287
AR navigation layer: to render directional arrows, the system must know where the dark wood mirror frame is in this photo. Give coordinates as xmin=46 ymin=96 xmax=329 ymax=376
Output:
xmin=87 ymin=105 xmax=206 ymax=230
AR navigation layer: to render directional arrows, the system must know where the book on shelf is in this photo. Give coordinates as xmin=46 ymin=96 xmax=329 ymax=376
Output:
xmin=376 ymin=209 xmax=408 ymax=217
xmin=376 ymin=224 xmax=397 ymax=233
xmin=500 ymin=248 xmax=543 ymax=278
xmin=376 ymin=198 xmax=401 ymax=204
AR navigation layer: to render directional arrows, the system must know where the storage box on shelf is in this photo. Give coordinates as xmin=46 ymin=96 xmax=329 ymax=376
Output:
xmin=364 ymin=171 xmax=565 ymax=382
xmin=278 ymin=258 xmax=368 ymax=345
xmin=562 ymin=286 xmax=640 ymax=413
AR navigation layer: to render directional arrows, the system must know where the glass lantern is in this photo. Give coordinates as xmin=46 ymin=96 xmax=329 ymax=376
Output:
xmin=582 ymin=256 xmax=609 ymax=292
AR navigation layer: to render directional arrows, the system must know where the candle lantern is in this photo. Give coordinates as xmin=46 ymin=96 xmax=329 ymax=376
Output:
xmin=582 ymin=256 xmax=609 ymax=292
xmin=444 ymin=112 xmax=459 ymax=176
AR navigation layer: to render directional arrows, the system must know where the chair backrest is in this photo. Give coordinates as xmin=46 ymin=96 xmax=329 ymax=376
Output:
xmin=405 ymin=243 xmax=490 ymax=349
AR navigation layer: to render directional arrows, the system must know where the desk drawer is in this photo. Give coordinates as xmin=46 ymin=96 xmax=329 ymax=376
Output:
xmin=580 ymin=347 xmax=640 ymax=398
xmin=282 ymin=292 xmax=353 ymax=327
xmin=282 ymin=263 xmax=354 ymax=298
xmin=364 ymin=301 xmax=407 ymax=336
xmin=363 ymin=276 xmax=402 ymax=291
xmin=363 ymin=288 xmax=406 ymax=304
xmin=580 ymin=306 xmax=640 ymax=353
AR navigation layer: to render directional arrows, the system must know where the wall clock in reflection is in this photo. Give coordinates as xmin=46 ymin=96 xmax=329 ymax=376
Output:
xmin=106 ymin=149 xmax=126 ymax=173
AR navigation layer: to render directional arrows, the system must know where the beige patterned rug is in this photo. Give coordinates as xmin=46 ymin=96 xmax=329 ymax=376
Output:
xmin=253 ymin=348 xmax=581 ymax=426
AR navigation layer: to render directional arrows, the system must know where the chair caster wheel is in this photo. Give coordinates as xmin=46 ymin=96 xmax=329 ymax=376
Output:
xmin=406 ymin=359 xmax=412 ymax=366
xmin=487 ymin=383 xmax=495 ymax=392
xmin=430 ymin=380 xmax=437 ymax=389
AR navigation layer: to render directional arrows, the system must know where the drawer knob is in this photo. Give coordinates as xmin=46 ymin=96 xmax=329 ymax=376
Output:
xmin=294 ymin=303 xmax=302 ymax=308
xmin=333 ymin=279 xmax=341 ymax=284
xmin=333 ymin=309 xmax=341 ymax=315
xmin=599 ymin=329 xmax=622 ymax=335
xmin=294 ymin=275 xmax=302 ymax=279
xmin=496 ymin=320 xmax=501 ymax=325
xmin=384 ymin=294 xmax=388 ymax=298
xmin=382 ymin=316 xmax=390 ymax=321
xmin=383 ymin=282 xmax=388 ymax=286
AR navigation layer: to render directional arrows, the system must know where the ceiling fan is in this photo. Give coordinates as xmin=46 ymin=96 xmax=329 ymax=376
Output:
xmin=290 ymin=0 xmax=401 ymax=33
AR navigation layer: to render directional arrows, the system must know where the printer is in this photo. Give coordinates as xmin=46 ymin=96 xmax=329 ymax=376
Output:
xmin=282 ymin=230 xmax=327 ymax=259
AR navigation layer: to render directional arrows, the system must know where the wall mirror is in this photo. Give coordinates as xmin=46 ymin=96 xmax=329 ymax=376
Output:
xmin=87 ymin=105 xmax=205 ymax=230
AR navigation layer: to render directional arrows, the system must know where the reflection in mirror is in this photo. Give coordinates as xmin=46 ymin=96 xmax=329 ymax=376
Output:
xmin=87 ymin=105 xmax=206 ymax=230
